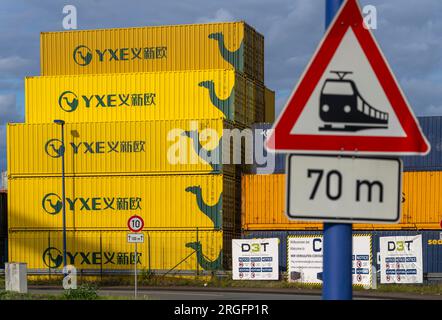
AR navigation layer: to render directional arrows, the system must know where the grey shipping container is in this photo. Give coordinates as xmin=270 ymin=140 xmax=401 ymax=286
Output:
xmin=242 ymin=230 xmax=442 ymax=277
xmin=251 ymin=117 xmax=442 ymax=174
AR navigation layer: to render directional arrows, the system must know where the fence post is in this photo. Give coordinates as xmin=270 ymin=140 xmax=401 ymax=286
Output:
xmin=48 ymin=231 xmax=51 ymax=280
xmin=146 ymin=231 xmax=151 ymax=274
xmin=196 ymin=227 xmax=199 ymax=277
xmin=100 ymin=231 xmax=103 ymax=281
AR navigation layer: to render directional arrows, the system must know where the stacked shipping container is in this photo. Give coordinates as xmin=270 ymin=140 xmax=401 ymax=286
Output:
xmin=242 ymin=173 xmax=442 ymax=230
xmin=242 ymin=118 xmax=442 ymax=277
xmin=8 ymin=22 xmax=275 ymax=274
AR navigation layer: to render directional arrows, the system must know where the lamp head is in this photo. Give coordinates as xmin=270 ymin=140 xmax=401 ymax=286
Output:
xmin=53 ymin=119 xmax=65 ymax=126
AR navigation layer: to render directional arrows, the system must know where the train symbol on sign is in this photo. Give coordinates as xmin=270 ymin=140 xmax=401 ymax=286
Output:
xmin=319 ymin=71 xmax=389 ymax=132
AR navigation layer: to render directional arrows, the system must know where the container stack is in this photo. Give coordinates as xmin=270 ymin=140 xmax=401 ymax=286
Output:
xmin=7 ymin=22 xmax=274 ymax=274
xmin=242 ymin=117 xmax=442 ymax=278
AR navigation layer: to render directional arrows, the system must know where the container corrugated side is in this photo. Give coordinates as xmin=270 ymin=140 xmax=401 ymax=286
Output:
xmin=9 ymin=230 xmax=228 ymax=272
xmin=249 ymin=24 xmax=265 ymax=85
xmin=25 ymin=70 xmax=263 ymax=125
xmin=8 ymin=119 xmax=245 ymax=177
xmin=264 ymin=88 xmax=275 ymax=123
xmin=8 ymin=174 xmax=240 ymax=231
xmin=242 ymin=173 xmax=442 ymax=231
xmin=242 ymin=230 xmax=442 ymax=275
xmin=245 ymin=81 xmax=265 ymax=125
xmin=40 ymin=21 xmax=264 ymax=83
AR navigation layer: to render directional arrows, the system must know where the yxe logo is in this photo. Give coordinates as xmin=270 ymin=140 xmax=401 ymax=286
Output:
xmin=72 ymin=44 xmax=167 ymax=67
xmin=73 ymin=45 xmax=93 ymax=66
xmin=69 ymin=141 xmax=146 ymax=154
xmin=45 ymin=139 xmax=65 ymax=158
xmin=41 ymin=193 xmax=142 ymax=214
xmin=42 ymin=193 xmax=63 ymax=215
xmin=59 ymin=91 xmax=79 ymax=112
xmin=57 ymin=91 xmax=156 ymax=112
xmin=43 ymin=246 xmax=141 ymax=268
xmin=44 ymin=139 xmax=146 ymax=158
xmin=43 ymin=247 xmax=64 ymax=268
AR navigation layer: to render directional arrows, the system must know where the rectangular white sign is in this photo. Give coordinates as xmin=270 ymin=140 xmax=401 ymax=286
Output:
xmin=127 ymin=233 xmax=144 ymax=243
xmin=352 ymin=235 xmax=372 ymax=286
xmin=287 ymin=236 xmax=323 ymax=284
xmin=232 ymin=238 xmax=279 ymax=280
xmin=380 ymin=235 xmax=423 ymax=284
xmin=287 ymin=155 xmax=402 ymax=223
xmin=287 ymin=235 xmax=372 ymax=287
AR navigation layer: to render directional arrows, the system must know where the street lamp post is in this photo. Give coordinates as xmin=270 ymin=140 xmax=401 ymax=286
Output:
xmin=54 ymin=119 xmax=67 ymax=274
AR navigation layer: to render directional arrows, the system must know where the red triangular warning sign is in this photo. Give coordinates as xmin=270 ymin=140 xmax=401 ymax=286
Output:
xmin=266 ymin=0 xmax=430 ymax=155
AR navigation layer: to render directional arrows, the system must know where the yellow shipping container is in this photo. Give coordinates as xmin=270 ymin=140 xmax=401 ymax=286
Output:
xmin=242 ymin=173 xmax=442 ymax=230
xmin=264 ymin=88 xmax=275 ymax=123
xmin=40 ymin=22 xmax=264 ymax=83
xmin=8 ymin=119 xmax=245 ymax=177
xmin=9 ymin=174 xmax=240 ymax=231
xmin=9 ymin=229 xmax=233 ymax=272
xmin=25 ymin=69 xmax=263 ymax=125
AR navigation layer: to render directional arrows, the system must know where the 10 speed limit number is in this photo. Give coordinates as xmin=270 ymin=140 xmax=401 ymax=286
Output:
xmin=128 ymin=215 xmax=144 ymax=232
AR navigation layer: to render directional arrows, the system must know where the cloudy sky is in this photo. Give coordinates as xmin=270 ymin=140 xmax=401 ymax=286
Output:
xmin=0 ymin=0 xmax=441 ymax=173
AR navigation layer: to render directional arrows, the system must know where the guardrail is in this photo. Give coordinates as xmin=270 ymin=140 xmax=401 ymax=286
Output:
xmin=0 ymin=268 xmax=440 ymax=282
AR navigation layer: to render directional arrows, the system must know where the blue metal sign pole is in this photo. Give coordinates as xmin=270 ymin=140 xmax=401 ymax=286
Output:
xmin=323 ymin=0 xmax=353 ymax=300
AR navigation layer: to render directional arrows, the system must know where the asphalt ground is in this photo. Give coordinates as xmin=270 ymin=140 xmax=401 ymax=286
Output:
xmin=27 ymin=285 xmax=441 ymax=300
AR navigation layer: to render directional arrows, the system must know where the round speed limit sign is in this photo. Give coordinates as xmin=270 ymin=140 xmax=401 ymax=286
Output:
xmin=128 ymin=215 xmax=144 ymax=232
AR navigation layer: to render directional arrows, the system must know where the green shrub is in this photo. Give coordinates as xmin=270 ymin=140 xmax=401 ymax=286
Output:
xmin=63 ymin=283 xmax=98 ymax=300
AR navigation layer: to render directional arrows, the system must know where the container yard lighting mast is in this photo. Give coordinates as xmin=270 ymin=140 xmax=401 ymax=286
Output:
xmin=53 ymin=119 xmax=68 ymax=274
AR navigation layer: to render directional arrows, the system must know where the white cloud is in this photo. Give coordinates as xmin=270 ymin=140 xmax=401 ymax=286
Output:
xmin=0 ymin=56 xmax=30 ymax=73
xmin=425 ymin=105 xmax=442 ymax=115
xmin=400 ymin=77 xmax=442 ymax=116
xmin=196 ymin=8 xmax=235 ymax=23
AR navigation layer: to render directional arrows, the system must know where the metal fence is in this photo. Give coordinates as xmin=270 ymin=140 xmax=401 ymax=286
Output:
xmin=6 ymin=228 xmax=231 ymax=277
